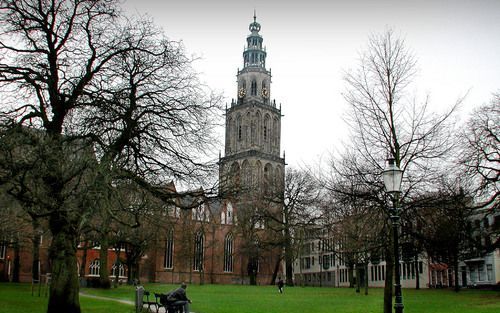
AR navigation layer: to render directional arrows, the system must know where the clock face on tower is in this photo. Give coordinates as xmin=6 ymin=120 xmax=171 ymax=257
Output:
xmin=238 ymin=87 xmax=246 ymax=98
xmin=261 ymin=87 xmax=269 ymax=98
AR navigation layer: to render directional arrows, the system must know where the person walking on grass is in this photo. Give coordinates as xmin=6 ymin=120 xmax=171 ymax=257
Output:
xmin=277 ymin=277 xmax=284 ymax=294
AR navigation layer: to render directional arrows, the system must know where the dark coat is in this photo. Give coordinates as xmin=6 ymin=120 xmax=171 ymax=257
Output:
xmin=168 ymin=287 xmax=189 ymax=302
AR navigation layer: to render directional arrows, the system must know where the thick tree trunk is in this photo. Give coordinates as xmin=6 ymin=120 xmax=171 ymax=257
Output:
xmin=47 ymin=229 xmax=81 ymax=313
xmin=99 ymin=237 xmax=111 ymax=288
xmin=80 ymin=244 xmax=88 ymax=285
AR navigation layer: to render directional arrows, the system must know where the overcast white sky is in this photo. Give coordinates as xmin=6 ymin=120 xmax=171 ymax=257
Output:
xmin=123 ymin=0 xmax=500 ymax=168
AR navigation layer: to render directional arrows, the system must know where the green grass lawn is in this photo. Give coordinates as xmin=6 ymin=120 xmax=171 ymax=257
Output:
xmin=1 ymin=282 xmax=499 ymax=313
xmin=0 ymin=283 xmax=134 ymax=313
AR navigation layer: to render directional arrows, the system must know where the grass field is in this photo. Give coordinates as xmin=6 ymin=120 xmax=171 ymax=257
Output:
xmin=1 ymin=282 xmax=499 ymax=313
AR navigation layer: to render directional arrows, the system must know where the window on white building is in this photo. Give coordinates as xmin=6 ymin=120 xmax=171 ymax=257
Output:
xmin=487 ymin=264 xmax=493 ymax=281
xmin=470 ymin=265 xmax=477 ymax=282
xmin=478 ymin=264 xmax=484 ymax=281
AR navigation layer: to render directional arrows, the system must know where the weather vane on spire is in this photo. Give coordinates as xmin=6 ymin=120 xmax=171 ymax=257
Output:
xmin=253 ymin=9 xmax=256 ymax=22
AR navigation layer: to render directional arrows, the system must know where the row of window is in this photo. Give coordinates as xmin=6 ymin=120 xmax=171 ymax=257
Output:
xmin=469 ymin=264 xmax=494 ymax=282
xmin=228 ymin=161 xmax=283 ymax=195
xmin=228 ymin=112 xmax=279 ymax=153
xmin=243 ymin=53 xmax=265 ymax=67
xmin=163 ymin=231 xmax=237 ymax=273
xmin=87 ymin=259 xmax=126 ymax=277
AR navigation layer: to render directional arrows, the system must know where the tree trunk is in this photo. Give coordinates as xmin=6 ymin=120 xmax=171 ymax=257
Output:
xmin=47 ymin=229 xmax=81 ymax=313
xmin=414 ymin=256 xmax=420 ymax=290
xmin=99 ymin=237 xmax=111 ymax=288
xmin=384 ymin=238 xmax=394 ymax=313
xmin=365 ymin=262 xmax=369 ymax=295
xmin=113 ymin=246 xmax=120 ymax=288
xmin=355 ymin=265 xmax=360 ymax=293
xmin=248 ymin=256 xmax=258 ymax=285
xmin=80 ymin=243 xmax=88 ymax=283
xmin=270 ymin=255 xmax=281 ymax=285
xmin=453 ymin=257 xmax=460 ymax=292
xmin=348 ymin=264 xmax=354 ymax=288
xmin=12 ymin=241 xmax=20 ymax=283
xmin=284 ymin=229 xmax=295 ymax=286
xmin=32 ymin=221 xmax=41 ymax=282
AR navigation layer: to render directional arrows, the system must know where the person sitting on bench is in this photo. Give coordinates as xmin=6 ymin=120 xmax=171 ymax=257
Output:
xmin=167 ymin=282 xmax=192 ymax=313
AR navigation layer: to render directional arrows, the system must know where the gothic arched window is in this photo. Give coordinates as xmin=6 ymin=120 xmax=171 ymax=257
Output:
xmin=111 ymin=263 xmax=126 ymax=278
xmin=230 ymin=162 xmax=240 ymax=190
xmin=193 ymin=231 xmax=204 ymax=271
xmin=263 ymin=115 xmax=270 ymax=144
xmin=242 ymin=160 xmax=251 ymax=188
xmin=224 ymin=233 xmax=234 ymax=272
xmin=164 ymin=229 xmax=174 ymax=269
xmin=251 ymin=80 xmax=257 ymax=96
xmin=264 ymin=163 xmax=273 ymax=195
xmin=236 ymin=115 xmax=242 ymax=142
xmin=89 ymin=259 xmax=100 ymax=276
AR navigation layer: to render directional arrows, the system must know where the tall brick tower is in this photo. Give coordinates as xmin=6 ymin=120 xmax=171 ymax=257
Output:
xmin=219 ymin=14 xmax=285 ymax=202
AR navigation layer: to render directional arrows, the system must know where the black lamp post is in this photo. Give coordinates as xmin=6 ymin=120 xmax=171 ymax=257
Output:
xmin=383 ymin=158 xmax=404 ymax=313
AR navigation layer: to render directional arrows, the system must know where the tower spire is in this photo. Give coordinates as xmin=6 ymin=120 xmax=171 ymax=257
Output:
xmin=253 ymin=9 xmax=256 ymax=22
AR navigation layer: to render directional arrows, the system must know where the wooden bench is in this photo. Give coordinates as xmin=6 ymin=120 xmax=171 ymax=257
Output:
xmin=154 ymin=292 xmax=184 ymax=313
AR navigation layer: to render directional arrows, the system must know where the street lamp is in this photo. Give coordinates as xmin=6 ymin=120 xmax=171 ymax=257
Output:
xmin=383 ymin=158 xmax=404 ymax=313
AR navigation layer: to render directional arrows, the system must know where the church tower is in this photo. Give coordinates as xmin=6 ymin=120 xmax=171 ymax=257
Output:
xmin=219 ymin=14 xmax=285 ymax=201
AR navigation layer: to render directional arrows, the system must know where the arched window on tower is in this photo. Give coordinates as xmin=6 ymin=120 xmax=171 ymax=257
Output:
xmin=263 ymin=163 xmax=273 ymax=196
xmin=242 ymin=160 xmax=251 ymax=189
xmin=230 ymin=162 xmax=241 ymax=191
xmin=237 ymin=115 xmax=242 ymax=142
xmin=263 ymin=115 xmax=270 ymax=145
xmin=251 ymin=80 xmax=257 ymax=96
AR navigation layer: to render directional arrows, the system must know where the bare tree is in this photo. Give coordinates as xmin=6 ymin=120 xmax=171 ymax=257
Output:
xmin=261 ymin=167 xmax=322 ymax=286
xmin=459 ymin=93 xmax=499 ymax=235
xmin=0 ymin=1 xmax=221 ymax=312
xmin=332 ymin=29 xmax=460 ymax=313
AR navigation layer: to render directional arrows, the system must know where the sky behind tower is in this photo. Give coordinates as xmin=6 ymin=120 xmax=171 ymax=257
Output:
xmin=123 ymin=0 xmax=500 ymax=168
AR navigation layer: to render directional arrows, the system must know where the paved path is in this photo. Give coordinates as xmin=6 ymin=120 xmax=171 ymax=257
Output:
xmin=79 ymin=291 xmax=135 ymax=305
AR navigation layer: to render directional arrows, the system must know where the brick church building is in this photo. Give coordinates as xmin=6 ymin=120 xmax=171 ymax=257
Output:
xmin=0 ymin=15 xmax=286 ymax=286
xmin=143 ymin=14 xmax=286 ymax=285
